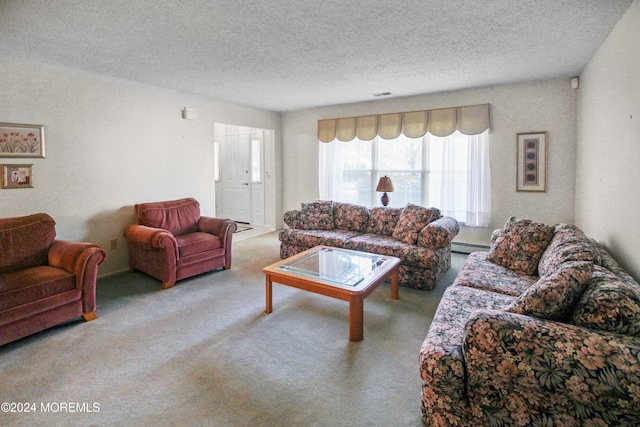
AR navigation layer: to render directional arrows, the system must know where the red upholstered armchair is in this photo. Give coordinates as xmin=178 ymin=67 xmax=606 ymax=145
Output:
xmin=123 ymin=198 xmax=237 ymax=289
xmin=0 ymin=213 xmax=106 ymax=346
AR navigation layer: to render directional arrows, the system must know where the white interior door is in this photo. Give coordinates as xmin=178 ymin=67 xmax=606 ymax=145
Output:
xmin=221 ymin=134 xmax=252 ymax=223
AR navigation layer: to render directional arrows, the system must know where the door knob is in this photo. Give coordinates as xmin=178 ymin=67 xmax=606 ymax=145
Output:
xmin=242 ymin=182 xmax=249 ymax=186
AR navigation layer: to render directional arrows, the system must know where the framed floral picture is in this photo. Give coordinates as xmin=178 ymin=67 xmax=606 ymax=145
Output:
xmin=516 ymin=132 xmax=547 ymax=192
xmin=0 ymin=123 xmax=45 ymax=158
xmin=2 ymin=164 xmax=33 ymax=189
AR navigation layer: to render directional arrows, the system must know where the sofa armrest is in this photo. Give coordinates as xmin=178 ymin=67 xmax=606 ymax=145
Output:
xmin=463 ymin=310 xmax=640 ymax=425
xmin=417 ymin=216 xmax=459 ymax=249
xmin=48 ymin=240 xmax=106 ymax=275
xmin=123 ymin=224 xmax=178 ymax=259
xmin=48 ymin=240 xmax=106 ymax=315
xmin=283 ymin=209 xmax=303 ymax=229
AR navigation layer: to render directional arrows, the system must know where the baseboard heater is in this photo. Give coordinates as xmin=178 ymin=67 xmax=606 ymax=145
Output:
xmin=451 ymin=242 xmax=490 ymax=254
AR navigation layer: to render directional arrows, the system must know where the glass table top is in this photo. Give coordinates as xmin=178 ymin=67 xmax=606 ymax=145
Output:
xmin=276 ymin=247 xmax=388 ymax=286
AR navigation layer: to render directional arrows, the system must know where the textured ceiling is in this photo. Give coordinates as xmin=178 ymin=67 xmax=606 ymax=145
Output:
xmin=0 ymin=0 xmax=632 ymax=112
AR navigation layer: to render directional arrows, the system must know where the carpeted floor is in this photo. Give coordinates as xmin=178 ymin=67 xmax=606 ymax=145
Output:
xmin=0 ymin=231 xmax=465 ymax=426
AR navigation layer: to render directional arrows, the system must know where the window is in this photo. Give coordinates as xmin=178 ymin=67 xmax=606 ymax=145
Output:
xmin=251 ymin=138 xmax=262 ymax=183
xmin=319 ymin=130 xmax=491 ymax=227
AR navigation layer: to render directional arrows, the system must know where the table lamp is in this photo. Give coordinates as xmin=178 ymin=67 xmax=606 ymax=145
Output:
xmin=376 ymin=176 xmax=394 ymax=206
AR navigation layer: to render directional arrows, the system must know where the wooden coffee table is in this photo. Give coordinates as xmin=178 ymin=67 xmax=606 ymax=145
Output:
xmin=263 ymin=245 xmax=400 ymax=341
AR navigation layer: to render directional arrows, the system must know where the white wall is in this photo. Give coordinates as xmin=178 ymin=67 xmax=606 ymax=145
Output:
xmin=576 ymin=0 xmax=640 ymax=278
xmin=0 ymin=55 xmax=281 ymax=276
xmin=282 ymin=79 xmax=578 ymax=245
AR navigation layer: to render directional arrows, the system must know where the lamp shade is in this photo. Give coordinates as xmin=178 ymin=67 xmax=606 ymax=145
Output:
xmin=376 ymin=176 xmax=394 ymax=193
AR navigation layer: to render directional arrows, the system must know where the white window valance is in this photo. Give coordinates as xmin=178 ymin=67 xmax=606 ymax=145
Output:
xmin=317 ymin=103 xmax=490 ymax=142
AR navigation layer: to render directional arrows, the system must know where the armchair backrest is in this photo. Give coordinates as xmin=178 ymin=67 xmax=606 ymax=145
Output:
xmin=134 ymin=198 xmax=200 ymax=236
xmin=0 ymin=213 xmax=56 ymax=274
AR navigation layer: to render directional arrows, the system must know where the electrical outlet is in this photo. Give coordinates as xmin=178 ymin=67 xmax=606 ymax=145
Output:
xmin=110 ymin=238 xmax=118 ymax=250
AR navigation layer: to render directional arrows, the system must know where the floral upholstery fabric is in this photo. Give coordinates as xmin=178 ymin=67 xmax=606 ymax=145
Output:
xmin=417 ymin=217 xmax=459 ymax=249
xmin=333 ymin=202 xmax=369 ymax=232
xmin=572 ymin=265 xmax=640 ymax=336
xmin=538 ymin=223 xmax=600 ymax=277
xmin=453 ymin=251 xmax=537 ymax=296
xmin=278 ymin=228 xmax=358 ymax=249
xmin=506 ymin=260 xmax=594 ymax=320
xmin=464 ymin=310 xmax=640 ymax=426
xmin=419 ymin=285 xmax=515 ymax=426
xmin=392 ymin=204 xmax=439 ymax=245
xmin=346 ymin=234 xmax=436 ymax=268
xmin=421 ymin=221 xmax=640 ymax=426
xmin=298 ymin=200 xmax=334 ymax=230
xmin=366 ymin=207 xmax=402 ymax=236
xmin=279 ymin=202 xmax=458 ymax=290
xmin=486 ymin=216 xmax=555 ymax=275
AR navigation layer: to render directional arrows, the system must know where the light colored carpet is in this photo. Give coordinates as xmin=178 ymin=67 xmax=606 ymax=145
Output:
xmin=0 ymin=232 xmax=465 ymax=426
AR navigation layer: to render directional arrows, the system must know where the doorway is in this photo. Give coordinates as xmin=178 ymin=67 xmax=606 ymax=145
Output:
xmin=214 ymin=123 xmax=276 ymax=229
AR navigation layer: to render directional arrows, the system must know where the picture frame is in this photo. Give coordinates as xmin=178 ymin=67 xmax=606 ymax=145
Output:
xmin=0 ymin=123 xmax=45 ymax=158
xmin=2 ymin=164 xmax=34 ymax=189
xmin=516 ymin=132 xmax=547 ymax=192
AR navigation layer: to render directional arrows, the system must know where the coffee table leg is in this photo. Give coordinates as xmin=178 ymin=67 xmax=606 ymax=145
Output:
xmin=390 ymin=267 xmax=399 ymax=300
xmin=265 ymin=274 xmax=273 ymax=314
xmin=349 ymin=298 xmax=364 ymax=342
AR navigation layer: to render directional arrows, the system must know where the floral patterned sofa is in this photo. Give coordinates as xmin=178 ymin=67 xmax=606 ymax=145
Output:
xmin=419 ymin=217 xmax=640 ymax=426
xmin=279 ymin=201 xmax=459 ymax=290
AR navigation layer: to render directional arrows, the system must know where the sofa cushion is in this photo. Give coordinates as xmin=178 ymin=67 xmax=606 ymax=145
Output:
xmin=506 ymin=260 xmax=593 ymax=320
xmin=298 ymin=200 xmax=334 ymax=230
xmin=538 ymin=224 xmax=599 ymax=277
xmin=392 ymin=204 xmax=439 ymax=245
xmin=572 ymin=266 xmax=640 ymax=336
xmin=278 ymin=228 xmax=357 ymax=249
xmin=453 ymin=252 xmax=538 ymax=296
xmin=345 ymin=234 xmax=437 ymax=268
xmin=333 ymin=202 xmax=369 ymax=232
xmin=136 ymin=198 xmax=200 ymax=236
xmin=366 ymin=207 xmax=402 ymax=236
xmin=0 ymin=213 xmax=56 ymax=274
xmin=486 ymin=217 xmax=554 ymax=276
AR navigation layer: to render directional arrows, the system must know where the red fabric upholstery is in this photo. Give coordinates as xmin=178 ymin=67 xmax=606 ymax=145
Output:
xmin=123 ymin=198 xmax=237 ymax=288
xmin=0 ymin=213 xmax=106 ymax=346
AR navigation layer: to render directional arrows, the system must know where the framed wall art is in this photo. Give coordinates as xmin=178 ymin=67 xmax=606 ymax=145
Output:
xmin=0 ymin=123 xmax=45 ymax=158
xmin=2 ymin=164 xmax=33 ymax=189
xmin=516 ymin=132 xmax=547 ymax=192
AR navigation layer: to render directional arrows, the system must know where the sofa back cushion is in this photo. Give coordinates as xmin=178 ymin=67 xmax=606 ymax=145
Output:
xmin=0 ymin=213 xmax=56 ymax=274
xmin=486 ymin=217 xmax=555 ymax=276
xmin=299 ymin=200 xmax=334 ymax=230
xmin=572 ymin=266 xmax=640 ymax=336
xmin=392 ymin=204 xmax=440 ymax=245
xmin=366 ymin=207 xmax=402 ymax=236
xmin=506 ymin=260 xmax=593 ymax=320
xmin=135 ymin=198 xmax=200 ymax=236
xmin=538 ymin=223 xmax=599 ymax=277
xmin=333 ymin=202 xmax=369 ymax=232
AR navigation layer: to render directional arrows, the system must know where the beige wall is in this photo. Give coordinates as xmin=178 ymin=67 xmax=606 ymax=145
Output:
xmin=576 ymin=0 xmax=640 ymax=278
xmin=282 ymin=79 xmax=578 ymax=245
xmin=0 ymin=55 xmax=281 ymax=276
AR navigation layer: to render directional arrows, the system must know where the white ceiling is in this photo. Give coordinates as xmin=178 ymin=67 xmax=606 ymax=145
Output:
xmin=0 ymin=0 xmax=633 ymax=112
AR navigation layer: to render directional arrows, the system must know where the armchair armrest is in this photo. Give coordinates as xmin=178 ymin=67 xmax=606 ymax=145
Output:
xmin=198 ymin=216 xmax=236 ymax=238
xmin=123 ymin=224 xmax=178 ymax=256
xmin=463 ymin=310 xmax=640 ymax=425
xmin=417 ymin=216 xmax=459 ymax=248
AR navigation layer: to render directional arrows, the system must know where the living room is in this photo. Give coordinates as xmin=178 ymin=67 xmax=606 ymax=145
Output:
xmin=1 ymin=1 xmax=639 ymax=425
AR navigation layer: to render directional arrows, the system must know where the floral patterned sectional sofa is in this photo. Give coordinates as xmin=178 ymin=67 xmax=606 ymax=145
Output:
xmin=279 ymin=201 xmax=459 ymax=290
xmin=420 ymin=217 xmax=640 ymax=426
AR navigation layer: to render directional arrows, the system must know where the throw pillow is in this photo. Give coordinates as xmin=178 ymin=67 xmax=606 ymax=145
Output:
xmin=392 ymin=204 xmax=439 ymax=245
xmin=299 ymin=200 xmax=334 ymax=230
xmin=486 ymin=217 xmax=555 ymax=276
xmin=572 ymin=266 xmax=640 ymax=336
xmin=506 ymin=260 xmax=593 ymax=320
